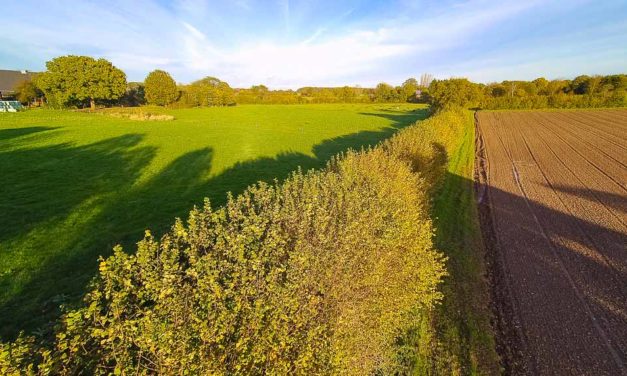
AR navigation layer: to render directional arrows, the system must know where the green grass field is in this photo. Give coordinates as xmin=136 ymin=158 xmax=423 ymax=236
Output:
xmin=0 ymin=103 xmax=427 ymax=338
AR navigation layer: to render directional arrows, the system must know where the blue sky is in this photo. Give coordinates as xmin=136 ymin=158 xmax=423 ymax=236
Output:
xmin=1 ymin=0 xmax=626 ymax=88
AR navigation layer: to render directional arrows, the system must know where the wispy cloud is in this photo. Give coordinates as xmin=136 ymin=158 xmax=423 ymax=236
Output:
xmin=0 ymin=0 xmax=625 ymax=87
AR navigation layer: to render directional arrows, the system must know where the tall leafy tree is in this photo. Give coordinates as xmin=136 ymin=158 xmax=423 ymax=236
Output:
xmin=144 ymin=70 xmax=178 ymax=106
xmin=37 ymin=55 xmax=127 ymax=110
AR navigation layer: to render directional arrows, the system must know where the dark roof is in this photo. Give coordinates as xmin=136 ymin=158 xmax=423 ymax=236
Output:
xmin=0 ymin=70 xmax=37 ymax=94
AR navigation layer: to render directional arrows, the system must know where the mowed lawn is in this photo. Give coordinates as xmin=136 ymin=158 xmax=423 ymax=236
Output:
xmin=0 ymin=103 xmax=427 ymax=338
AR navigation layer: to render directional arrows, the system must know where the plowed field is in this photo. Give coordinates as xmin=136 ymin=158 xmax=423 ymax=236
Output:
xmin=476 ymin=109 xmax=627 ymax=375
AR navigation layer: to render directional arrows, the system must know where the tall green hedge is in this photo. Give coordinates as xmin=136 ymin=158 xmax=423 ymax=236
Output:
xmin=1 ymin=110 xmax=469 ymax=375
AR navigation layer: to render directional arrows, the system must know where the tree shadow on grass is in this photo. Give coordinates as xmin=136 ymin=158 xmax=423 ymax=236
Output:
xmin=0 ymin=108 xmax=423 ymax=339
xmin=359 ymin=107 xmax=430 ymax=126
xmin=0 ymin=134 xmax=154 ymax=244
xmin=0 ymin=126 xmax=59 ymax=141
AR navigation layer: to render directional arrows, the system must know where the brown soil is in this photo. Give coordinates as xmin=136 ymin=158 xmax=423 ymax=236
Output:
xmin=476 ymin=109 xmax=627 ymax=375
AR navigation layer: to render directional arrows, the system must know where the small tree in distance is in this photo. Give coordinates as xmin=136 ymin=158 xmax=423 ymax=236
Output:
xmin=144 ymin=70 xmax=178 ymax=106
xmin=401 ymin=78 xmax=418 ymax=102
xmin=13 ymin=79 xmax=43 ymax=106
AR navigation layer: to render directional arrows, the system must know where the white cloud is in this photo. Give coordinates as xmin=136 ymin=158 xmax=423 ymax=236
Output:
xmin=173 ymin=0 xmax=544 ymax=87
xmin=2 ymin=0 xmax=624 ymax=87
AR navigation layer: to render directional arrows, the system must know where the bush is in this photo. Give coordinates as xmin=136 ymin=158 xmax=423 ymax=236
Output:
xmin=385 ymin=109 xmax=467 ymax=194
xmin=0 ymin=110 xmax=473 ymax=375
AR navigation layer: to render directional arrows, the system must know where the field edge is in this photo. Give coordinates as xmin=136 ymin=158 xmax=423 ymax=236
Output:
xmin=427 ymin=110 xmax=500 ymax=375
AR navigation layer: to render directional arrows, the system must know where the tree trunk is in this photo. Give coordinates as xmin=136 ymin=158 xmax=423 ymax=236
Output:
xmin=90 ymin=98 xmax=96 ymax=111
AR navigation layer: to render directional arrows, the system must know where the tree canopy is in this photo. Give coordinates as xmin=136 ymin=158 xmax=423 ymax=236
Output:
xmin=178 ymin=76 xmax=235 ymax=107
xmin=37 ymin=55 xmax=127 ymax=109
xmin=429 ymin=78 xmax=484 ymax=111
xmin=401 ymin=78 xmax=419 ymax=102
xmin=13 ymin=79 xmax=42 ymax=105
xmin=144 ymin=70 xmax=178 ymax=106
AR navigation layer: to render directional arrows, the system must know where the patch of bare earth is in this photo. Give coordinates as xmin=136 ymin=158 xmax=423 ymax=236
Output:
xmin=477 ymin=109 xmax=627 ymax=375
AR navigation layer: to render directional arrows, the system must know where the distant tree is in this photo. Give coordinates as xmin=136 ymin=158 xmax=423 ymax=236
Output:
xmin=547 ymin=79 xmax=570 ymax=95
xmin=374 ymin=83 xmax=395 ymax=102
xmin=251 ymin=84 xmax=269 ymax=93
xmin=532 ymin=77 xmax=549 ymax=95
xmin=401 ymin=78 xmax=419 ymax=102
xmin=570 ymin=75 xmax=591 ymax=95
xmin=487 ymin=84 xmax=507 ymax=97
xmin=601 ymin=74 xmax=627 ymax=91
xmin=339 ymin=86 xmax=356 ymax=102
xmin=37 ymin=55 xmax=127 ymax=110
xmin=119 ymin=82 xmax=146 ymax=106
xmin=216 ymin=81 xmax=236 ymax=106
xmin=428 ymin=78 xmax=483 ymax=111
xmin=178 ymin=76 xmax=235 ymax=107
xmin=585 ymin=76 xmax=603 ymax=95
xmin=13 ymin=79 xmax=43 ymax=106
xmin=144 ymin=70 xmax=178 ymax=106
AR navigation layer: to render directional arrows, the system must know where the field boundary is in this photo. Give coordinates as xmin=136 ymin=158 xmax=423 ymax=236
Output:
xmin=426 ymin=110 xmax=500 ymax=375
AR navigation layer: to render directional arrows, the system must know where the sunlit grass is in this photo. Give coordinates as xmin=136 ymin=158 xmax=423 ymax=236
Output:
xmin=0 ymin=103 xmax=427 ymax=338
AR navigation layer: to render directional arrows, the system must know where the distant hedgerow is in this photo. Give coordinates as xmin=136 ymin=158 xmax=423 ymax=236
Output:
xmin=1 ymin=109 xmax=469 ymax=375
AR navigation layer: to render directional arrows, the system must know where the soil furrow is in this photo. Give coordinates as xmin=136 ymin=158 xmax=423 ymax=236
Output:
xmin=532 ymin=112 xmax=627 ymax=184
xmin=554 ymin=111 xmax=627 ymax=151
xmin=477 ymin=110 xmax=627 ymax=375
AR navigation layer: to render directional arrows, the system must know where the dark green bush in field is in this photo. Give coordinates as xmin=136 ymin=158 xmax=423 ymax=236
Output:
xmin=1 ymin=110 xmax=470 ymax=375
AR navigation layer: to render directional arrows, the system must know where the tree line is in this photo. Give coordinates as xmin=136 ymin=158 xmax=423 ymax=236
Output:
xmin=428 ymin=75 xmax=627 ymax=111
xmin=12 ymin=55 xmax=627 ymax=110
xmin=14 ymin=55 xmax=432 ymax=109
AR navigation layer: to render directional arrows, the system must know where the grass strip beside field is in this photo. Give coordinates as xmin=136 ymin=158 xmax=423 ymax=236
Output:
xmin=429 ymin=111 xmax=499 ymax=375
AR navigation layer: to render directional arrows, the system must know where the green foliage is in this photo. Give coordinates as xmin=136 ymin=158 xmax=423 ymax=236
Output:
xmin=401 ymin=78 xmax=419 ymax=102
xmin=0 ymin=104 xmax=426 ymax=339
xmin=235 ymin=83 xmax=421 ymax=105
xmin=176 ymin=76 xmax=236 ymax=107
xmin=374 ymin=82 xmax=403 ymax=103
xmin=144 ymin=70 xmax=178 ymax=106
xmin=480 ymin=74 xmax=627 ymax=109
xmin=429 ymin=79 xmax=484 ymax=112
xmin=36 ymin=55 xmax=127 ymax=109
xmin=1 ymin=110 xmax=450 ymax=374
xmin=119 ymin=82 xmax=146 ymax=107
xmin=13 ymin=79 xmax=42 ymax=105
xmin=429 ymin=74 xmax=627 ymax=110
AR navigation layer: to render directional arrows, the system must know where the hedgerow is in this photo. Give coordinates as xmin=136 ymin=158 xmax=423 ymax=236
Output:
xmin=1 ymin=109 xmax=468 ymax=375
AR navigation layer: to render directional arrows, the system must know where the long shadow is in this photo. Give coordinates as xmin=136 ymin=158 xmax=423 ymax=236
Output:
xmin=475 ymin=175 xmax=627 ymax=374
xmin=392 ymin=138 xmax=626 ymax=374
xmin=3 ymin=111 xmax=625 ymax=375
xmin=0 ymin=134 xmax=154 ymax=243
xmin=0 ymin=126 xmax=59 ymax=141
xmin=0 ymin=108 xmax=423 ymax=339
xmin=358 ymin=107 xmax=430 ymax=126
xmin=549 ymin=183 xmax=627 ymax=215
xmin=0 ymin=135 xmax=157 ymax=336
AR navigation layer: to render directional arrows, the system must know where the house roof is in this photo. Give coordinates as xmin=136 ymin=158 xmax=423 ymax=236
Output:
xmin=0 ymin=69 xmax=37 ymax=94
